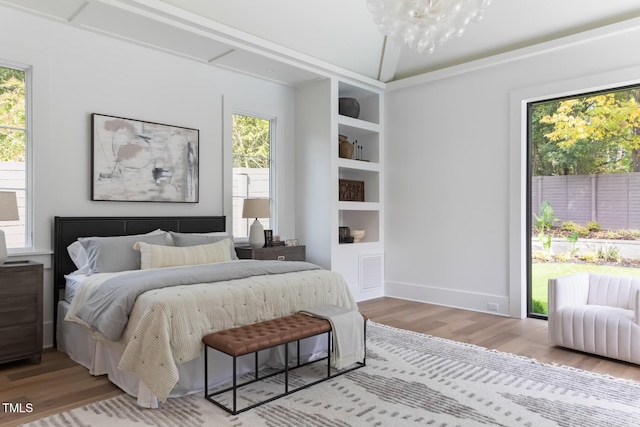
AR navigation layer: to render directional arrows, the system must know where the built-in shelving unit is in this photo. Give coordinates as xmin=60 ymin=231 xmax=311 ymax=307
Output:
xmin=296 ymin=78 xmax=384 ymax=301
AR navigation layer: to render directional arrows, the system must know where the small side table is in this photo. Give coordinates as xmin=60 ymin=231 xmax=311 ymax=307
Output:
xmin=235 ymin=245 xmax=306 ymax=261
xmin=0 ymin=260 xmax=43 ymax=365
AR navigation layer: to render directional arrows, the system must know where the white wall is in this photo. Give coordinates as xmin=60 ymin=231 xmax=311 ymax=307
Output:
xmin=0 ymin=6 xmax=297 ymax=347
xmin=384 ymin=20 xmax=640 ymax=317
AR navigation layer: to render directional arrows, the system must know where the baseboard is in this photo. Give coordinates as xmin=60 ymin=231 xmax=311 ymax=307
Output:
xmin=385 ymin=281 xmax=510 ymax=316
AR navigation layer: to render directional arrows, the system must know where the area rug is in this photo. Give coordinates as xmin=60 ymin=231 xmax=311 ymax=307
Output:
xmin=21 ymin=322 xmax=640 ymax=427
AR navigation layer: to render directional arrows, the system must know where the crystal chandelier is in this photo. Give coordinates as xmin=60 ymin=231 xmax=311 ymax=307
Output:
xmin=366 ymin=0 xmax=492 ymax=55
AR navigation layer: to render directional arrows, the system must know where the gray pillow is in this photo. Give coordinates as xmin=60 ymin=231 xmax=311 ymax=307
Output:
xmin=169 ymin=231 xmax=239 ymax=260
xmin=79 ymin=233 xmax=169 ymax=273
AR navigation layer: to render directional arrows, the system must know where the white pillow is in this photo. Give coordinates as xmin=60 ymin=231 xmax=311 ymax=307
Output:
xmin=67 ymin=241 xmax=91 ymax=274
xmin=133 ymin=238 xmax=233 ymax=270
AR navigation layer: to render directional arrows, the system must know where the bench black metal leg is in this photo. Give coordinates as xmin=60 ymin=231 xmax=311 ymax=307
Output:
xmin=255 ymin=351 xmax=258 ymax=380
xmin=327 ymin=330 xmax=331 ymax=378
xmin=232 ymin=356 xmax=237 ymax=414
xmin=204 ymin=344 xmax=208 ymax=397
xmin=285 ymin=343 xmax=289 ymax=394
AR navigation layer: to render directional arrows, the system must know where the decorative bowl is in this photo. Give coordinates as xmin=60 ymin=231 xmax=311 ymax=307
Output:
xmin=350 ymin=229 xmax=365 ymax=243
xmin=339 ymin=97 xmax=360 ymax=119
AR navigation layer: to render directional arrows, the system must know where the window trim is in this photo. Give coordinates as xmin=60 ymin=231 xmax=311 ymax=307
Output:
xmin=0 ymin=61 xmax=33 ymax=252
xmin=223 ymin=96 xmax=281 ymax=243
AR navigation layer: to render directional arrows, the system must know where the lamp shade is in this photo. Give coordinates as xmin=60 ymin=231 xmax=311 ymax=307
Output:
xmin=242 ymin=198 xmax=270 ymax=219
xmin=0 ymin=191 xmax=18 ymax=264
xmin=0 ymin=191 xmax=19 ymax=221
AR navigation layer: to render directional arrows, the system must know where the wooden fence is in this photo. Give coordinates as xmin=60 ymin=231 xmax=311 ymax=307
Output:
xmin=232 ymin=168 xmax=269 ymax=238
xmin=532 ymin=173 xmax=640 ymax=230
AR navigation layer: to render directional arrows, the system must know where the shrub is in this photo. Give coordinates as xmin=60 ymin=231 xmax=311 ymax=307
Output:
xmin=618 ymin=229 xmax=640 ymax=239
xmin=555 ymin=252 xmax=572 ymax=262
xmin=562 ymin=222 xmax=588 ymax=237
xmin=532 ymin=250 xmax=551 ymax=261
xmin=531 ymin=299 xmax=548 ymax=315
xmin=580 ymin=252 xmax=598 ymax=262
xmin=597 ymin=245 xmax=622 ymax=263
xmin=534 ymin=201 xmax=560 ymax=232
xmin=561 ymin=221 xmax=580 ymax=232
xmin=586 ymin=221 xmax=601 ymax=231
xmin=604 ymin=230 xmax=620 ymax=239
xmin=537 ymin=232 xmax=553 ymax=253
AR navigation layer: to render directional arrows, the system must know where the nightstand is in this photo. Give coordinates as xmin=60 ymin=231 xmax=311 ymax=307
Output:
xmin=0 ymin=260 xmax=43 ymax=365
xmin=235 ymin=245 xmax=306 ymax=261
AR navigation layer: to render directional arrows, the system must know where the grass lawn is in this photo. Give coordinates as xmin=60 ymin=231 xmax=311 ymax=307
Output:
xmin=532 ymin=263 xmax=640 ymax=313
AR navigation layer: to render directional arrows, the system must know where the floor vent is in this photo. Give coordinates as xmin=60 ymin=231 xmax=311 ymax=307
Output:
xmin=359 ymin=253 xmax=383 ymax=291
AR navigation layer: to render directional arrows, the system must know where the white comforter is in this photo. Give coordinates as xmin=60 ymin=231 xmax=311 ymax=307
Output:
xmin=66 ymin=261 xmax=356 ymax=402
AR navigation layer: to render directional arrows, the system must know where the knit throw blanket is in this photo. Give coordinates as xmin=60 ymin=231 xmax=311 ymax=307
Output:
xmin=298 ymin=305 xmax=365 ymax=369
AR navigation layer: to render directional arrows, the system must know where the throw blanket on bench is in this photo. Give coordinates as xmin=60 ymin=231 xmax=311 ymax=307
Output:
xmin=299 ymin=305 xmax=365 ymax=369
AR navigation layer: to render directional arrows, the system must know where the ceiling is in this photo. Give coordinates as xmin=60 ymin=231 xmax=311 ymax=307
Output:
xmin=3 ymin=0 xmax=640 ymax=88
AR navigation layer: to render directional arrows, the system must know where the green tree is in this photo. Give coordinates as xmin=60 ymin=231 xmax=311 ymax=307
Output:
xmin=539 ymin=90 xmax=640 ymax=174
xmin=232 ymin=114 xmax=269 ymax=168
xmin=531 ymin=101 xmax=564 ymax=175
xmin=0 ymin=67 xmax=26 ymax=162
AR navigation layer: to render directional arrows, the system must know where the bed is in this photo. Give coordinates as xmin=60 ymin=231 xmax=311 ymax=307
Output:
xmin=53 ymin=216 xmax=357 ymax=408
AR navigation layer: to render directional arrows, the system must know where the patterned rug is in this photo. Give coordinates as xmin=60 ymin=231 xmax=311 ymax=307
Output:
xmin=21 ymin=322 xmax=640 ymax=427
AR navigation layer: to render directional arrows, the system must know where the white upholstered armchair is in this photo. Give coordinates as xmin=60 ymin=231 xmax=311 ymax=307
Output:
xmin=548 ymin=272 xmax=640 ymax=364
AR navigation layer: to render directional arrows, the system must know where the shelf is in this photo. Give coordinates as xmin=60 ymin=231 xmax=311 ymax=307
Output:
xmin=337 ymin=158 xmax=380 ymax=172
xmin=338 ymin=201 xmax=380 ymax=211
xmin=338 ymin=210 xmax=379 ymax=243
xmin=338 ymin=241 xmax=380 ymax=249
xmin=337 ymin=116 xmax=380 ymax=133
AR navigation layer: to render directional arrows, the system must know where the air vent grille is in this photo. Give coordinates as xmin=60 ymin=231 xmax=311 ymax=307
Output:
xmin=359 ymin=253 xmax=383 ymax=291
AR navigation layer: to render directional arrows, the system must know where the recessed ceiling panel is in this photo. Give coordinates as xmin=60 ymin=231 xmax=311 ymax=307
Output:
xmin=75 ymin=2 xmax=232 ymax=62
xmin=213 ymin=50 xmax=320 ymax=87
xmin=0 ymin=0 xmax=87 ymax=21
xmin=158 ymin=0 xmax=384 ymax=79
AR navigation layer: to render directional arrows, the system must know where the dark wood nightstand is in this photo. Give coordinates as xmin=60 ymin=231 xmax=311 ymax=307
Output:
xmin=235 ymin=245 xmax=306 ymax=261
xmin=0 ymin=260 xmax=43 ymax=365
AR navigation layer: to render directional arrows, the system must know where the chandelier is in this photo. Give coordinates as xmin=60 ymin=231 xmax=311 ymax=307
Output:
xmin=366 ymin=0 xmax=492 ymax=55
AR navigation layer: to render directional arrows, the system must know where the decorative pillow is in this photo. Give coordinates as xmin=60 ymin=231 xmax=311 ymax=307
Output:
xmin=169 ymin=231 xmax=239 ymax=260
xmin=133 ymin=239 xmax=233 ymax=269
xmin=79 ymin=233 xmax=168 ymax=274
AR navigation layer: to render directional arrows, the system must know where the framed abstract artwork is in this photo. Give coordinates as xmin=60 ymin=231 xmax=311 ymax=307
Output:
xmin=91 ymin=114 xmax=199 ymax=202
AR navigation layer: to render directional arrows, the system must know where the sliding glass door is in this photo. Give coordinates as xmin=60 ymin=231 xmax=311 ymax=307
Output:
xmin=527 ymin=85 xmax=640 ymax=318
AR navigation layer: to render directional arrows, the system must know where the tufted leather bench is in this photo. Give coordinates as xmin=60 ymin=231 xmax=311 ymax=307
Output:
xmin=203 ymin=312 xmax=367 ymax=414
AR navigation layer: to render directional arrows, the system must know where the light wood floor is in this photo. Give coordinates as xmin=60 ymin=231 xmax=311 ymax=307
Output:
xmin=2 ymin=297 xmax=640 ymax=426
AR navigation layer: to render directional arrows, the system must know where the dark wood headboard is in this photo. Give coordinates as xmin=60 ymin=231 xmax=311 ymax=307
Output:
xmin=53 ymin=215 xmax=226 ymax=346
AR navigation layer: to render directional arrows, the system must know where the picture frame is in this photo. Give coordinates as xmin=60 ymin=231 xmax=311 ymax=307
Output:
xmin=339 ymin=179 xmax=365 ymax=202
xmin=285 ymin=239 xmax=299 ymax=247
xmin=91 ymin=113 xmax=199 ymax=202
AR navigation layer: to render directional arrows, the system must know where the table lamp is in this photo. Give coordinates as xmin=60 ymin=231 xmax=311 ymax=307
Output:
xmin=0 ymin=191 xmax=19 ymax=264
xmin=242 ymin=198 xmax=270 ymax=249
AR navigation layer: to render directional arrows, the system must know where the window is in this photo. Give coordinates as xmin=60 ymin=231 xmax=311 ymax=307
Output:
xmin=232 ymin=114 xmax=273 ymax=239
xmin=0 ymin=64 xmax=28 ymax=250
